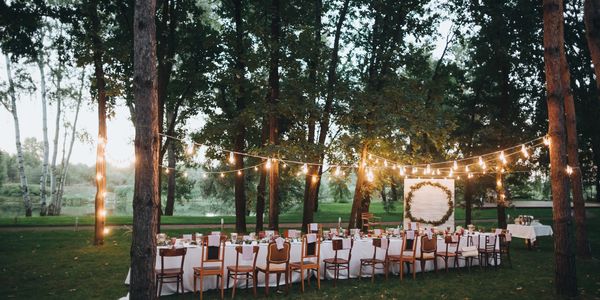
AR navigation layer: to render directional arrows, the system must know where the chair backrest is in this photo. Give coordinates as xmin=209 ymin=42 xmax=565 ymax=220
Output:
xmin=371 ymin=237 xmax=390 ymax=259
xmin=485 ymin=234 xmax=497 ymax=251
xmin=266 ymin=241 xmax=291 ymax=265
xmin=332 ymin=238 xmax=353 ymax=261
xmin=402 ymin=233 xmax=417 ymax=258
xmin=361 ymin=212 xmax=373 ymax=222
xmin=158 ymin=247 xmax=187 ymax=275
xmin=443 ymin=234 xmax=460 ymax=254
xmin=201 ymin=235 xmax=227 ymax=268
xmin=234 ymin=245 xmax=260 ymax=270
xmin=301 ymin=234 xmax=321 ymax=261
xmin=421 ymin=235 xmax=437 ymax=254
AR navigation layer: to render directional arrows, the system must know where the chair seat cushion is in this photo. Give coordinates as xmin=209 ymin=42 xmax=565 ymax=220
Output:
xmin=227 ymin=265 xmax=254 ymax=273
xmin=155 ymin=268 xmax=182 ymax=276
xmin=323 ymin=258 xmax=348 ymax=264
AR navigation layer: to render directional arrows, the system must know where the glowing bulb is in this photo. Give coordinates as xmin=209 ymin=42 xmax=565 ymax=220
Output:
xmin=237 ymin=170 xmax=242 ymax=176
xmin=102 ymin=191 xmax=107 ymax=198
xmin=468 ymin=173 xmax=473 ymax=179
xmin=368 ymin=154 xmax=372 ymax=160
xmin=254 ymin=166 xmax=258 ymax=171
xmin=335 ymin=166 xmax=341 ymax=176
xmin=499 ymin=151 xmax=507 ymax=165
xmin=465 ymin=165 xmax=469 ymax=172
xmin=186 ymin=144 xmax=194 ymax=156
xmin=412 ymin=167 xmax=418 ymax=174
xmin=375 ymin=159 xmax=379 ymax=164
xmin=399 ymin=167 xmax=405 ymax=176
xmin=453 ymin=161 xmax=458 ymax=170
xmin=228 ymin=152 xmax=235 ymax=164
xmin=265 ymin=159 xmax=272 ymax=169
xmin=103 ymin=227 xmax=110 ymax=235
xmin=99 ymin=209 xmax=107 ymax=217
xmin=392 ymin=164 xmax=397 ymax=170
xmin=497 ymin=179 xmax=502 ymax=187
xmin=165 ymin=169 xmax=170 ymax=174
xmin=543 ymin=136 xmax=551 ymax=146
xmin=426 ymin=164 xmax=431 ymax=174
xmin=183 ymin=172 xmax=188 ymax=177
xmin=436 ymin=169 xmax=441 ymax=175
xmin=521 ymin=145 xmax=529 ymax=158
xmin=312 ymin=176 xmax=318 ymax=183
xmin=220 ymin=173 xmax=225 ymax=178
xmin=566 ymin=165 xmax=573 ymax=175
xmin=302 ymin=163 xmax=308 ymax=174
xmin=449 ymin=169 xmax=454 ymax=177
xmin=384 ymin=160 xmax=388 ymax=167
xmin=478 ymin=156 xmax=484 ymax=166
xmin=282 ymin=163 xmax=287 ymax=169
xmin=96 ymin=173 xmax=103 ymax=181
xmin=366 ymin=168 xmax=375 ymax=182
xmin=203 ymin=173 xmax=207 ymax=178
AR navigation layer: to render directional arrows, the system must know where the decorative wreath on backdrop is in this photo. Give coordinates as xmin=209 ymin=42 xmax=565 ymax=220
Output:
xmin=405 ymin=181 xmax=454 ymax=226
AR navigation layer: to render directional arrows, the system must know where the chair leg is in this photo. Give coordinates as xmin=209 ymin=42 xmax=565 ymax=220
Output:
xmin=317 ymin=267 xmax=321 ymax=290
xmin=371 ymin=263 xmax=376 ymax=283
xmin=358 ymin=262 xmax=362 ymax=280
xmin=265 ymin=272 xmax=269 ymax=296
xmin=200 ymin=274 xmax=204 ymax=300
xmin=231 ymin=271 xmax=237 ymax=300
xmin=412 ymin=262 xmax=416 ymax=279
xmin=400 ymin=261 xmax=404 ymax=280
xmin=221 ymin=273 xmax=225 ymax=300
xmin=300 ymin=268 xmax=305 ymax=292
xmin=434 ymin=258 xmax=438 ymax=273
xmin=252 ymin=271 xmax=257 ymax=297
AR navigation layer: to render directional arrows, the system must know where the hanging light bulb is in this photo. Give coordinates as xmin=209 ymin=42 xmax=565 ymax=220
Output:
xmin=228 ymin=152 xmax=235 ymax=164
xmin=186 ymin=144 xmax=194 ymax=156
xmin=497 ymin=179 xmax=502 ymax=187
xmin=165 ymin=168 xmax=170 ymax=174
xmin=425 ymin=164 xmax=431 ymax=175
xmin=99 ymin=209 xmax=107 ymax=217
xmin=335 ymin=166 xmax=341 ymax=176
xmin=449 ymin=169 xmax=454 ymax=177
xmin=312 ymin=176 xmax=318 ymax=183
xmin=499 ymin=151 xmax=507 ymax=165
xmin=302 ymin=163 xmax=308 ymax=174
xmin=282 ymin=163 xmax=287 ymax=169
xmin=412 ymin=167 xmax=418 ymax=174
xmin=468 ymin=173 xmax=473 ymax=179
xmin=399 ymin=167 xmax=405 ymax=176
xmin=465 ymin=165 xmax=469 ymax=173
xmin=366 ymin=168 xmax=375 ymax=182
xmin=368 ymin=154 xmax=373 ymax=160
xmin=383 ymin=160 xmax=388 ymax=167
xmin=183 ymin=172 xmax=188 ymax=178
xmin=103 ymin=227 xmax=110 ymax=235
xmin=543 ymin=136 xmax=551 ymax=146
xmin=237 ymin=170 xmax=242 ymax=176
xmin=265 ymin=159 xmax=272 ymax=169
xmin=521 ymin=144 xmax=529 ymax=158
xmin=566 ymin=165 xmax=573 ymax=175
xmin=96 ymin=173 xmax=103 ymax=181
xmin=203 ymin=173 xmax=207 ymax=178
xmin=392 ymin=164 xmax=397 ymax=170
xmin=220 ymin=173 xmax=225 ymax=178
xmin=254 ymin=166 xmax=259 ymax=171
xmin=478 ymin=156 xmax=484 ymax=167
xmin=453 ymin=160 xmax=458 ymax=170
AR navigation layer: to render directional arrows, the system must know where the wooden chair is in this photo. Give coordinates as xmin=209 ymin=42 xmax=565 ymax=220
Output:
xmin=156 ymin=247 xmax=187 ymax=297
xmin=498 ymin=232 xmax=512 ymax=268
xmin=227 ymin=245 xmax=260 ymax=299
xmin=256 ymin=240 xmax=291 ymax=296
xmin=360 ymin=212 xmax=381 ymax=232
xmin=289 ymin=234 xmax=321 ymax=292
xmin=359 ymin=237 xmax=389 ymax=282
xmin=399 ymin=231 xmax=417 ymax=280
xmin=458 ymin=234 xmax=481 ymax=271
xmin=323 ymin=238 xmax=353 ymax=287
xmin=436 ymin=235 xmax=460 ymax=272
xmin=416 ymin=235 xmax=438 ymax=274
xmin=480 ymin=234 xmax=498 ymax=269
xmin=193 ymin=235 xmax=227 ymax=300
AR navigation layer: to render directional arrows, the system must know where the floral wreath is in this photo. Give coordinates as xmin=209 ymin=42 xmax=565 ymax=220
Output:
xmin=405 ymin=181 xmax=454 ymax=226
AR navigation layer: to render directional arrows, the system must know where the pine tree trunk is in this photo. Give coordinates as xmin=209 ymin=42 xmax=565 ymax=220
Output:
xmin=233 ymin=0 xmax=247 ymax=234
xmin=5 ymin=56 xmax=32 ymax=217
xmin=496 ymin=169 xmax=507 ymax=229
xmin=38 ymin=57 xmax=49 ymax=216
xmin=464 ymin=179 xmax=473 ymax=227
xmin=255 ymin=121 xmax=268 ymax=233
xmin=89 ymin=0 xmax=107 ymax=246
xmin=49 ymin=68 xmax=62 ymax=216
xmin=57 ymin=71 xmax=84 ymax=215
xmin=561 ymin=49 xmax=591 ymax=258
xmin=584 ymin=0 xmax=600 ymax=94
xmin=130 ymin=0 xmax=159 ymax=298
xmin=542 ymin=0 xmax=578 ymax=295
xmin=267 ymin=0 xmax=281 ymax=231
xmin=164 ymin=137 xmax=175 ymax=216
xmin=349 ymin=143 xmax=368 ymax=228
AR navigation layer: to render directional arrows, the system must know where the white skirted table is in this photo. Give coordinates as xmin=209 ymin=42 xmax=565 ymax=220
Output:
xmin=507 ymin=223 xmax=553 ymax=249
xmin=122 ymin=234 xmax=499 ymax=297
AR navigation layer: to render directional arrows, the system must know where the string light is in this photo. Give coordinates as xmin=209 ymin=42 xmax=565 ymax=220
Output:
xmin=312 ymin=176 xmax=318 ymax=183
xmin=384 ymin=160 xmax=388 ymax=167
xmin=335 ymin=166 xmax=341 ymax=176
xmin=436 ymin=169 xmax=441 ymax=175
xmin=237 ymin=170 xmax=242 ymax=176
xmin=399 ymin=167 xmax=405 ymax=176
xmin=186 ymin=144 xmax=194 ymax=156
xmin=425 ymin=164 xmax=431 ymax=175
xmin=228 ymin=152 xmax=235 ymax=164
xmin=449 ymin=169 xmax=454 ymax=177
xmin=203 ymin=173 xmax=208 ymax=178
xmin=96 ymin=173 xmax=103 ymax=181
xmin=566 ymin=165 xmax=573 ymax=175
xmin=265 ymin=159 xmax=272 ymax=169
xmin=302 ymin=163 xmax=308 ymax=174
xmin=543 ymin=136 xmax=551 ymax=146
xmin=468 ymin=173 xmax=473 ymax=179
xmin=497 ymin=179 xmax=502 ymax=187
xmin=254 ymin=166 xmax=259 ymax=171
xmin=183 ymin=172 xmax=188 ymax=177
xmin=478 ymin=156 xmax=484 ymax=166
xmin=453 ymin=161 xmax=458 ymax=170
xmin=220 ymin=173 xmax=225 ymax=178
xmin=103 ymin=228 xmax=110 ymax=235
xmin=521 ymin=145 xmax=529 ymax=158
xmin=366 ymin=168 xmax=375 ymax=182
xmin=99 ymin=209 xmax=107 ymax=217
xmin=499 ymin=151 xmax=507 ymax=165
xmin=412 ymin=167 xmax=418 ymax=174
xmin=165 ymin=169 xmax=170 ymax=174
xmin=465 ymin=165 xmax=469 ymax=173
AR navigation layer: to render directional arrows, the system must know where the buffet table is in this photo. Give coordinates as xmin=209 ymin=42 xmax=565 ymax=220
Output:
xmin=123 ymin=234 xmax=499 ymax=296
xmin=507 ymin=224 xmax=553 ymax=242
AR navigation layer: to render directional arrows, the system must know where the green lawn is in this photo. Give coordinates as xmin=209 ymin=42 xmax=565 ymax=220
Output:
xmin=0 ymin=209 xmax=599 ymax=299
xmin=0 ymin=202 xmax=557 ymax=227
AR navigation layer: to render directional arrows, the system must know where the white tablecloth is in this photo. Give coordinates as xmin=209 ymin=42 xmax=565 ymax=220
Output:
xmin=123 ymin=234 xmax=498 ymax=296
xmin=507 ymin=224 xmax=553 ymax=242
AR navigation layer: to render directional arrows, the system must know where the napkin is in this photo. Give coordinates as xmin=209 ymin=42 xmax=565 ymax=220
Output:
xmin=266 ymin=230 xmax=275 ymax=237
xmin=393 ymin=229 xmax=400 ymax=235
xmin=506 ymin=233 xmax=512 ymax=242
xmin=211 ymin=231 xmax=221 ymax=235
xmin=242 ymin=244 xmax=253 ymax=260
xmin=495 ymin=228 xmax=502 ymax=235
xmin=410 ymin=222 xmax=417 ymax=230
xmin=374 ymin=229 xmax=382 ymax=235
xmin=183 ymin=234 xmax=192 ymax=240
xmin=342 ymin=238 xmax=351 ymax=249
xmin=243 ymin=235 xmax=251 ymax=241
xmin=310 ymin=223 xmax=318 ymax=231
xmin=208 ymin=234 xmax=220 ymax=247
xmin=276 ymin=237 xmax=285 ymax=250
xmin=307 ymin=233 xmax=317 ymax=244
xmin=406 ymin=230 xmax=415 ymax=240
xmin=381 ymin=237 xmax=389 ymax=249
xmin=426 ymin=231 xmax=433 ymax=240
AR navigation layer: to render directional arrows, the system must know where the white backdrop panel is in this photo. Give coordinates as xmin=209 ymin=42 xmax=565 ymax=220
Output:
xmin=403 ymin=178 xmax=455 ymax=230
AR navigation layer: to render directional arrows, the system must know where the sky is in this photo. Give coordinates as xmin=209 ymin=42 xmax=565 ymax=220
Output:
xmin=0 ymin=20 xmax=452 ymax=167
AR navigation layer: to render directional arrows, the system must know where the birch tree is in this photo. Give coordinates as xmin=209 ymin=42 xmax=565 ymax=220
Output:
xmin=37 ymin=46 xmax=50 ymax=216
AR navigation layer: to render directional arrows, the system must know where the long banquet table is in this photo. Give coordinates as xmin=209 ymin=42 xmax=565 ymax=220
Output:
xmin=123 ymin=234 xmax=499 ymax=296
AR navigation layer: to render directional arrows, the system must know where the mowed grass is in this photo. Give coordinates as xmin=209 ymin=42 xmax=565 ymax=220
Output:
xmin=0 ymin=209 xmax=599 ymax=299
xmin=0 ymin=201 xmax=556 ymax=227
